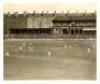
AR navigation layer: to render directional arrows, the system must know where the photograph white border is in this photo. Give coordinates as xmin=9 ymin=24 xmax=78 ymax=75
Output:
xmin=0 ymin=0 xmax=100 ymax=84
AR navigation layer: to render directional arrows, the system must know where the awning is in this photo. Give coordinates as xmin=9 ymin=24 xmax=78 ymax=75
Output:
xmin=83 ymin=28 xmax=96 ymax=31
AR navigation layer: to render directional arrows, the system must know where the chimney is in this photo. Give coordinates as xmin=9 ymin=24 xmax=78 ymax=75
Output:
xmin=83 ymin=10 xmax=86 ymax=16
xmin=93 ymin=11 xmax=96 ymax=15
xmin=53 ymin=11 xmax=56 ymax=15
xmin=61 ymin=11 xmax=64 ymax=14
xmin=23 ymin=11 xmax=27 ymax=16
xmin=66 ymin=10 xmax=69 ymax=16
xmin=7 ymin=12 xmax=11 ymax=16
xmin=14 ymin=12 xmax=18 ymax=16
xmin=41 ymin=10 xmax=44 ymax=16
xmin=33 ymin=11 xmax=36 ymax=15
xmin=46 ymin=11 xmax=49 ymax=14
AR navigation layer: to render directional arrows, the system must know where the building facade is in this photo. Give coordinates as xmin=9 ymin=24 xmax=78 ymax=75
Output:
xmin=4 ymin=12 xmax=96 ymax=39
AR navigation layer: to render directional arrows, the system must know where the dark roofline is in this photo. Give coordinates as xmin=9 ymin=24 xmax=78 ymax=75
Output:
xmin=10 ymin=28 xmax=53 ymax=30
xmin=53 ymin=15 xmax=96 ymax=22
xmin=4 ymin=12 xmax=96 ymax=17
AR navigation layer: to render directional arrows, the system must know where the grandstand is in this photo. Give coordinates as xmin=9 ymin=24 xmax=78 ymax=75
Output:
xmin=4 ymin=12 xmax=96 ymax=39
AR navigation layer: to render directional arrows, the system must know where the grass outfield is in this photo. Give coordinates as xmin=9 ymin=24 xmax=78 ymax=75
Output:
xmin=4 ymin=39 xmax=96 ymax=80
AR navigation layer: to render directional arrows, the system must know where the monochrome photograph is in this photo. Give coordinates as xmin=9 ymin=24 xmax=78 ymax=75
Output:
xmin=3 ymin=2 xmax=96 ymax=80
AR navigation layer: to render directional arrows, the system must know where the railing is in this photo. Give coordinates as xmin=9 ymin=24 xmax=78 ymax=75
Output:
xmin=4 ymin=33 xmax=96 ymax=39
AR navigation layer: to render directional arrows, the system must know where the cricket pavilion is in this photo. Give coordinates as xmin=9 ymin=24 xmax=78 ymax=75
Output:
xmin=4 ymin=11 xmax=96 ymax=39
